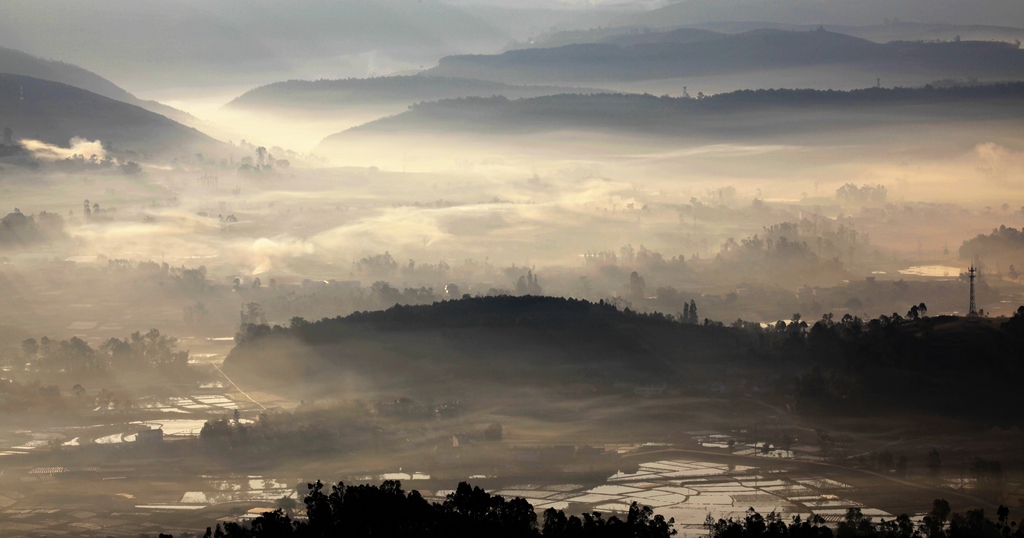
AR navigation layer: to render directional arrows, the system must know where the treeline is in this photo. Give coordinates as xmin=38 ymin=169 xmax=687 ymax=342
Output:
xmin=200 ymin=480 xmax=676 ymax=538
xmin=19 ymin=328 xmax=189 ymax=372
xmin=706 ymin=501 xmax=1023 ymax=538
xmin=234 ymin=295 xmax=694 ymax=347
xmin=774 ymin=306 xmax=1024 ymax=417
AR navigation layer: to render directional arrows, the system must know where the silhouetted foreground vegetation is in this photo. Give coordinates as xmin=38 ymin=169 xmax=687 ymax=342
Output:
xmin=705 ymin=501 xmax=1024 ymax=538
xmin=191 ymin=481 xmax=1024 ymax=538
xmin=201 ymin=480 xmax=676 ymax=537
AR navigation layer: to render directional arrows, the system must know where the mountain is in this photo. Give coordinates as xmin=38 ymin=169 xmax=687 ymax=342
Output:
xmin=318 ymin=84 xmax=1024 ymax=143
xmin=513 ymin=22 xmax=1024 ymax=50
xmin=686 ymin=22 xmax=1024 ymax=44
xmin=615 ymin=0 xmax=1024 ymax=29
xmin=226 ymin=76 xmax=604 ymax=115
xmin=0 ymin=74 xmax=226 ymax=159
xmin=0 ymin=0 xmax=510 ymax=90
xmin=0 ymin=46 xmax=200 ymax=127
xmin=428 ymin=29 xmax=1024 ymax=85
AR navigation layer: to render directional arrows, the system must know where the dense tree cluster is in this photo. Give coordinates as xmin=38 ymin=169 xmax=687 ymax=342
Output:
xmin=0 ymin=208 xmax=64 ymax=247
xmin=0 ymin=378 xmax=63 ymax=412
xmin=200 ymin=480 xmax=676 ymax=538
xmin=717 ymin=222 xmax=849 ymax=283
xmin=199 ymin=411 xmax=341 ymax=454
xmin=836 ymin=184 xmax=887 ymax=206
xmin=19 ymin=329 xmax=189 ymax=372
xmin=960 ymin=225 xmax=1024 ymax=263
xmin=370 ymin=281 xmax=439 ymax=307
xmin=106 ymin=259 xmax=208 ymax=293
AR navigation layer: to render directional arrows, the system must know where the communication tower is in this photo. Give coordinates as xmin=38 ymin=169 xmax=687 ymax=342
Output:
xmin=968 ymin=264 xmax=978 ymax=317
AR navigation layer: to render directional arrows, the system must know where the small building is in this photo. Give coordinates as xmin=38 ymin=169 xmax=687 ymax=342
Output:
xmin=136 ymin=428 xmax=164 ymax=445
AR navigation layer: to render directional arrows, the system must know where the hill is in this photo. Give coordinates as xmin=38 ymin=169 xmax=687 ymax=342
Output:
xmin=318 ymin=84 xmax=1024 ymax=143
xmin=226 ymin=76 xmax=604 ymax=114
xmin=0 ymin=74 xmax=226 ymax=160
xmin=615 ymin=0 xmax=1024 ymax=30
xmin=428 ymin=29 xmax=1024 ymax=84
xmin=513 ymin=22 xmax=1024 ymax=51
xmin=225 ymin=296 xmax=1024 ymax=420
xmin=0 ymin=46 xmax=200 ymax=127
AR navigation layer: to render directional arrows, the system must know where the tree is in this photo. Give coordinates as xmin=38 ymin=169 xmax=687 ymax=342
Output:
xmin=484 ymin=422 xmax=503 ymax=441
xmin=184 ymin=302 xmax=208 ymax=325
xmin=896 ymin=455 xmax=908 ymax=476
xmin=277 ymin=496 xmax=298 ymax=515
xmin=241 ymin=302 xmax=266 ymax=325
xmin=2 ymin=126 xmax=13 ymax=144
xmin=72 ymin=384 xmax=86 ymax=399
xmin=930 ymin=499 xmax=951 ymax=526
xmin=21 ymin=338 xmax=38 ymax=359
xmin=629 ymin=271 xmax=646 ymax=300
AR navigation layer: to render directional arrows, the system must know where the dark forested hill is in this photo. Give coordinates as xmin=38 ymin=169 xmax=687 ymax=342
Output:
xmin=429 ymin=29 xmax=1024 ymax=84
xmin=319 ymin=83 xmax=1024 ymax=142
xmin=0 ymin=74 xmax=225 ymax=159
xmin=225 ymin=296 xmax=1024 ymax=421
xmin=226 ymin=76 xmax=602 ymax=114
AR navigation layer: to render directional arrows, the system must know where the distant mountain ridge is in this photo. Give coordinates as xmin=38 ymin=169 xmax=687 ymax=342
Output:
xmin=227 ymin=76 xmax=605 ymax=113
xmin=512 ymin=22 xmax=1024 ymax=50
xmin=430 ymin=29 xmax=1024 ymax=84
xmin=615 ymin=0 xmax=1024 ymax=29
xmin=0 ymin=74 xmax=225 ymax=159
